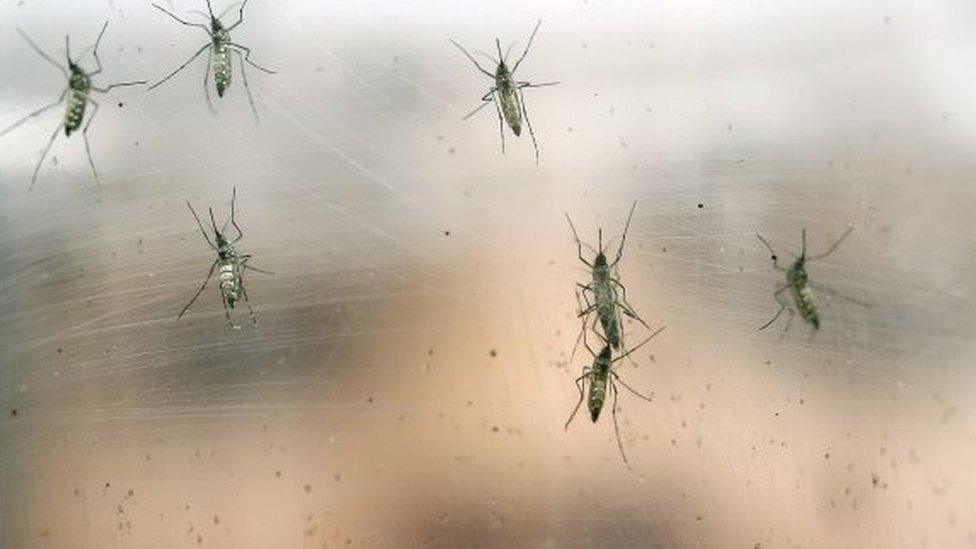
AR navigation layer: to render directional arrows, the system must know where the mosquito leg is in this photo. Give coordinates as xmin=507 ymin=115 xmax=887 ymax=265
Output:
xmin=151 ymin=3 xmax=213 ymax=32
xmin=612 ymin=371 xmax=653 ymax=402
xmin=229 ymin=187 xmax=243 ymax=242
xmin=517 ymin=81 xmax=560 ymax=89
xmin=178 ymin=259 xmax=218 ymax=320
xmin=564 ymin=215 xmax=596 ymax=268
xmin=759 ymin=285 xmax=790 ymax=331
xmin=228 ymin=43 xmax=276 ymax=73
xmin=462 ymin=95 xmax=495 ymax=120
xmin=240 ymin=282 xmax=257 ymax=327
xmin=82 ymin=98 xmax=100 ymax=182
xmin=449 ymin=38 xmax=495 ymax=79
xmin=226 ymin=0 xmax=251 ymax=31
xmin=235 ymin=50 xmax=260 ymax=123
xmin=16 ymin=28 xmax=68 ymax=78
xmin=491 ymin=95 xmax=505 ymax=154
xmin=149 ymin=43 xmax=209 ymax=91
xmin=28 ymin=123 xmax=62 ymax=191
xmin=808 ymin=227 xmax=854 ymax=261
xmin=612 ymin=279 xmax=650 ymax=329
xmin=813 ymin=284 xmax=873 ymax=307
xmin=202 ymin=49 xmax=217 ymax=113
xmin=564 ymin=374 xmax=587 ymax=430
xmin=517 ymin=87 xmax=539 ymax=163
xmin=88 ymin=22 xmax=109 ymax=75
xmin=91 ymin=80 xmax=147 ymax=93
xmin=756 ymin=233 xmax=787 ymax=272
xmin=510 ymin=19 xmax=542 ymax=75
xmin=610 ymin=383 xmax=634 ymax=471
xmin=0 ymin=89 xmax=67 ymax=138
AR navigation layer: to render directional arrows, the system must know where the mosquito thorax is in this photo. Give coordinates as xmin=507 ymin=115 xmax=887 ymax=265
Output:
xmin=68 ymin=65 xmax=89 ymax=90
xmin=788 ymin=260 xmax=808 ymax=285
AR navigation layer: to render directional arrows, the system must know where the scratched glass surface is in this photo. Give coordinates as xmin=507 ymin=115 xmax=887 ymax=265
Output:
xmin=1 ymin=0 xmax=975 ymax=547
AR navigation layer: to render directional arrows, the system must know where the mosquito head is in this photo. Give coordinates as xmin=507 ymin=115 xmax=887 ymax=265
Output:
xmin=593 ymin=252 xmax=608 ymax=269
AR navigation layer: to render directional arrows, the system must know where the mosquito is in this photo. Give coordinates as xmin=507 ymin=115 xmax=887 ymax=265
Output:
xmin=756 ymin=227 xmax=870 ymax=333
xmin=179 ymin=187 xmax=272 ymax=328
xmin=450 ymin=19 xmax=559 ymax=162
xmin=150 ymin=0 xmax=276 ymax=121
xmin=0 ymin=23 xmax=145 ymax=190
xmin=566 ymin=201 xmax=650 ymax=354
xmin=565 ymin=315 xmax=666 ymax=470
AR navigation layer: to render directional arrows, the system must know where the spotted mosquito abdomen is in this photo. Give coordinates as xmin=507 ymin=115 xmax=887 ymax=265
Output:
xmin=219 ymin=261 xmax=241 ymax=307
xmin=792 ymin=282 xmax=819 ymax=329
xmin=495 ymin=77 xmax=522 ymax=136
xmin=593 ymin=273 xmax=621 ymax=349
xmin=64 ymin=71 xmax=90 ymax=136
xmin=587 ymin=370 xmax=608 ymax=422
xmin=212 ymin=32 xmax=232 ymax=97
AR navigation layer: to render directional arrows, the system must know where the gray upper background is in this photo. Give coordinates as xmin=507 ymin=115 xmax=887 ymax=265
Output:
xmin=1 ymin=0 xmax=975 ymax=547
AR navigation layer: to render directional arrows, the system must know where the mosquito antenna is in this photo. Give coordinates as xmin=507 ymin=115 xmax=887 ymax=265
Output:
xmin=598 ymin=228 xmax=603 ymax=255
xmin=187 ymin=202 xmax=216 ymax=249
xmin=511 ymin=19 xmax=542 ymax=74
xmin=205 ymin=0 xmax=216 ymax=20
xmin=808 ymin=227 xmax=854 ymax=261
xmin=449 ymin=38 xmax=494 ymax=79
xmin=474 ymin=50 xmax=498 ymax=66
xmin=756 ymin=233 xmax=777 ymax=261
xmin=611 ymin=325 xmax=667 ymax=365
xmin=800 ymin=228 xmax=807 ymax=259
xmin=208 ymin=206 xmax=220 ymax=236
xmin=504 ymin=41 xmax=519 ymax=63
xmin=65 ymin=34 xmax=72 ymax=63
xmin=612 ymin=201 xmax=638 ymax=266
xmin=565 ymin=214 xmax=599 ymax=256
xmin=16 ymin=28 xmax=67 ymax=77
xmin=495 ymin=38 xmax=504 ymax=64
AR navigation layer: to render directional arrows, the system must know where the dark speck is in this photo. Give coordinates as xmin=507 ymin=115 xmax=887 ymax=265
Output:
xmin=697 ymin=203 xmax=703 ymax=209
xmin=428 ymin=349 xmax=434 ymax=356
xmin=9 ymin=408 xmax=16 ymax=417
xmin=304 ymin=484 xmax=312 ymax=493
xmin=824 ymin=452 xmax=830 ymax=459
xmin=334 ymin=473 xmax=342 ymax=482
xmin=275 ymin=470 xmax=282 ymax=479
xmin=443 ymin=230 xmax=450 ymax=236
xmin=117 ymin=102 xmax=123 ymax=108
xmin=489 ymin=349 xmax=497 ymax=358
xmin=491 ymin=426 xmax=499 ymax=433
xmin=57 ymin=347 xmax=63 ymax=354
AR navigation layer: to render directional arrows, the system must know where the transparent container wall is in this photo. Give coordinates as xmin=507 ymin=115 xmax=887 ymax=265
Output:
xmin=1 ymin=0 xmax=974 ymax=547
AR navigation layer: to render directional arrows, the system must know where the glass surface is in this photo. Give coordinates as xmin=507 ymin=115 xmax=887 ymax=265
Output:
xmin=1 ymin=1 xmax=974 ymax=547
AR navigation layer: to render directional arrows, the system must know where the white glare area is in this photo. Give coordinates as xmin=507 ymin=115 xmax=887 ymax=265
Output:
xmin=1 ymin=0 xmax=975 ymax=547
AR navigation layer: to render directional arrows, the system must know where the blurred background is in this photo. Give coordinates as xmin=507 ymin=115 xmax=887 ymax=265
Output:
xmin=1 ymin=0 xmax=975 ymax=547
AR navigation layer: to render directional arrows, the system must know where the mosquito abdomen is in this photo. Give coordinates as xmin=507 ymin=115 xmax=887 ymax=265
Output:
xmin=498 ymin=88 xmax=522 ymax=136
xmin=219 ymin=262 xmax=240 ymax=307
xmin=64 ymin=89 xmax=88 ymax=136
xmin=588 ymin=372 xmax=608 ymax=422
xmin=213 ymin=42 xmax=232 ymax=97
xmin=793 ymin=283 xmax=819 ymax=329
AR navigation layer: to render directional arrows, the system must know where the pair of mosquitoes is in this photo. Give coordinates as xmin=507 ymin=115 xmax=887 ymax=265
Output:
xmin=0 ymin=0 xmax=275 ymax=189
xmin=563 ymin=202 xmax=869 ymax=469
